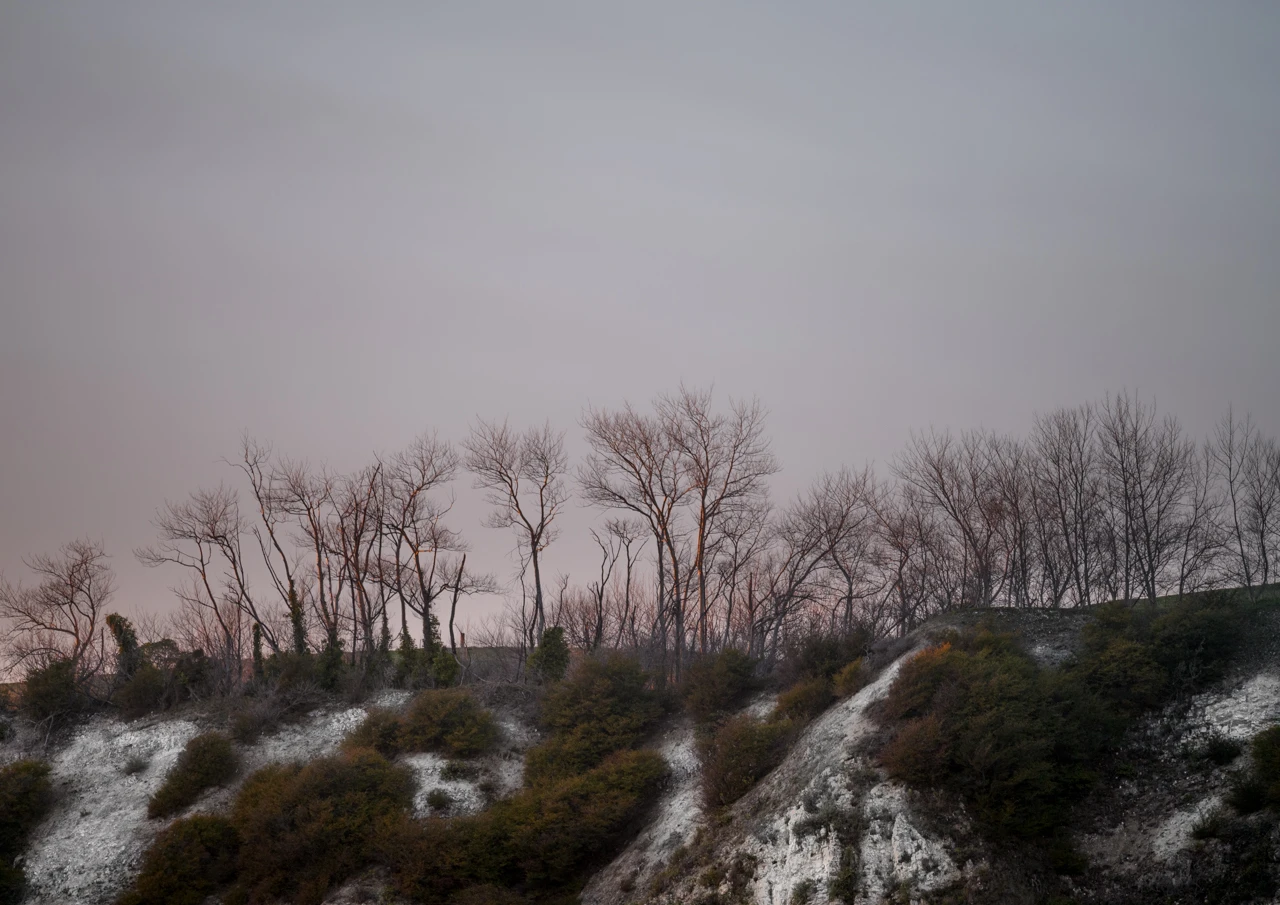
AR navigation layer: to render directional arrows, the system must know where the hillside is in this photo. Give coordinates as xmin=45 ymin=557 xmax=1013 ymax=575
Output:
xmin=1 ymin=593 xmax=1278 ymax=905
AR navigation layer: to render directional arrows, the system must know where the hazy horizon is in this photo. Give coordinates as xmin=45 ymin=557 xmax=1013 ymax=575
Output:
xmin=2 ymin=2 xmax=1278 ymax=629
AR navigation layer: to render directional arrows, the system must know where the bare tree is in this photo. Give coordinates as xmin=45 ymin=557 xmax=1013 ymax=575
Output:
xmin=1211 ymin=410 xmax=1280 ymax=597
xmin=661 ymin=387 xmax=779 ymax=655
xmin=137 ymin=486 xmax=274 ymax=682
xmin=1098 ymin=393 xmax=1196 ymax=602
xmin=464 ymin=419 xmax=568 ymax=646
xmin=1 ymin=539 xmax=113 ymax=685
xmin=580 ymin=402 xmax=690 ymax=678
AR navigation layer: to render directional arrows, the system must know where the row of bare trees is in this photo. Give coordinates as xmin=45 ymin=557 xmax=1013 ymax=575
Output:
xmin=4 ymin=389 xmax=1278 ymax=689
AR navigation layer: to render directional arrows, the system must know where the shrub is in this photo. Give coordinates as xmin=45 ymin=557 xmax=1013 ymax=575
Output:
xmin=0 ymin=759 xmax=53 ymax=905
xmin=122 ymin=754 xmax=150 ymax=776
xmin=432 ymin=648 xmax=461 ymax=688
xmin=342 ymin=707 xmax=405 ymax=758
xmin=833 ymin=658 xmax=868 ymax=698
xmin=1076 ymin=638 xmax=1167 ymax=716
xmin=527 ymin=627 xmax=571 ymax=683
xmin=495 ymin=749 xmax=667 ymax=887
xmin=524 ymin=654 xmax=662 ymax=787
xmin=426 ymin=788 xmax=452 ymax=811
xmin=878 ymin=629 xmax=1113 ymax=839
xmin=777 ymin=630 xmax=869 ymax=688
xmin=20 ymin=659 xmax=82 ymax=724
xmin=148 ymin=732 xmax=238 ymax=819
xmin=232 ymin=749 xmax=414 ymax=905
xmin=441 ymin=760 xmax=481 ymax=782
xmin=681 ymin=648 xmax=757 ymax=723
xmin=1230 ymin=726 xmax=1280 ymax=814
xmin=772 ymin=677 xmax=833 ymax=724
xmin=699 ymin=714 xmax=793 ymax=808
xmin=115 ymin=815 xmax=240 ymax=905
xmin=114 ymin=662 xmax=166 ymax=720
xmin=402 ymin=690 xmax=498 ymax=758
xmin=383 ymin=751 xmax=666 ymax=901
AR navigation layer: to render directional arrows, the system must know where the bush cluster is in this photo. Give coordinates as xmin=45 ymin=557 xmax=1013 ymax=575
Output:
xmin=681 ymin=648 xmax=757 ymax=724
xmin=523 ymin=653 xmax=663 ymax=787
xmin=342 ymin=689 xmax=498 ymax=760
xmin=233 ymin=749 xmax=414 ymax=904
xmin=20 ymin=659 xmax=83 ymax=725
xmin=0 ymin=760 xmax=53 ymax=905
xmin=148 ymin=732 xmax=238 ymax=819
xmin=1230 ymin=726 xmax=1280 ymax=814
xmin=118 ymin=749 xmax=414 ymax=905
xmin=383 ymin=749 xmax=666 ymax=902
xmin=698 ymin=714 xmax=793 ymax=808
xmin=878 ymin=628 xmax=1112 ymax=839
xmin=1074 ymin=593 xmax=1243 ymax=713
xmin=116 ymin=815 xmax=240 ymax=905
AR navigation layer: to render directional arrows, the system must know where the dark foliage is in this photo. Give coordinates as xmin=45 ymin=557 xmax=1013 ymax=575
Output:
xmin=341 ymin=690 xmax=497 ymax=762
xmin=776 ymin=630 xmax=870 ymax=689
xmin=148 ymin=732 xmax=238 ymax=819
xmin=0 ymin=760 xmax=53 ymax=905
xmin=383 ymin=749 xmax=666 ymax=901
xmin=114 ymin=662 xmax=166 ymax=720
xmin=527 ymin=627 xmax=571 ymax=683
xmin=832 ymin=657 xmax=868 ymax=698
xmin=772 ymin=676 xmax=834 ymax=724
xmin=681 ymin=648 xmax=757 ymax=724
xmin=1230 ymin=726 xmax=1280 ymax=814
xmin=115 ymin=815 xmax=240 ymax=905
xmin=232 ymin=749 xmax=414 ymax=905
xmin=20 ymin=659 xmax=83 ymax=725
xmin=879 ymin=629 xmax=1113 ymax=838
xmin=523 ymin=653 xmax=663 ymax=787
xmin=699 ymin=714 xmax=793 ymax=808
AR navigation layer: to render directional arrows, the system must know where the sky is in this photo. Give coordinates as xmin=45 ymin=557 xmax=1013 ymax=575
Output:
xmin=2 ymin=1 xmax=1278 ymax=629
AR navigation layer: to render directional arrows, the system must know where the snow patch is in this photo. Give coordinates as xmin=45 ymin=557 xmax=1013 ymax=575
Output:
xmin=1195 ymin=672 xmax=1280 ymax=740
xmin=1152 ymin=794 xmax=1222 ymax=862
xmin=21 ymin=716 xmax=201 ymax=905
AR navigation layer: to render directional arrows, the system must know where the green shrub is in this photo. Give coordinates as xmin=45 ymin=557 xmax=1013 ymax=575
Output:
xmin=777 ymin=631 xmax=870 ymax=688
xmin=432 ymin=648 xmax=461 ymax=687
xmin=148 ymin=732 xmax=238 ymax=819
xmin=441 ymin=760 xmax=481 ymax=782
xmin=524 ymin=654 xmax=662 ymax=787
xmin=448 ymin=885 xmax=529 ymax=905
xmin=402 ymin=690 xmax=498 ymax=758
xmin=879 ymin=630 xmax=1113 ymax=839
xmin=772 ymin=677 xmax=833 ymax=724
xmin=527 ymin=627 xmax=571 ymax=683
xmin=343 ymin=707 xmax=405 ymax=758
xmin=20 ymin=659 xmax=82 ymax=724
xmin=681 ymin=648 xmax=757 ymax=723
xmin=427 ymin=788 xmax=452 ymax=811
xmin=232 ymin=749 xmax=414 ymax=905
xmin=115 ymin=815 xmax=240 ymax=905
xmin=1230 ymin=726 xmax=1280 ymax=814
xmin=383 ymin=750 xmax=666 ymax=902
xmin=1075 ymin=638 xmax=1167 ymax=716
xmin=833 ymin=658 xmax=868 ymax=698
xmin=699 ymin=714 xmax=793 ymax=808
xmin=495 ymin=749 xmax=666 ymax=887
xmin=0 ymin=759 xmax=53 ymax=905
xmin=114 ymin=662 xmax=166 ymax=720
xmin=879 ymin=713 xmax=949 ymax=785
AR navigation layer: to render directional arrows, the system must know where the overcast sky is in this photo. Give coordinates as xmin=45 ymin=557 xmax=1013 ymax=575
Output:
xmin=2 ymin=1 xmax=1278 ymax=627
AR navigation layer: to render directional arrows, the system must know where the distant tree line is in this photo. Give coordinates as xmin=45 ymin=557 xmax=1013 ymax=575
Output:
xmin=2 ymin=388 xmax=1277 ymax=698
